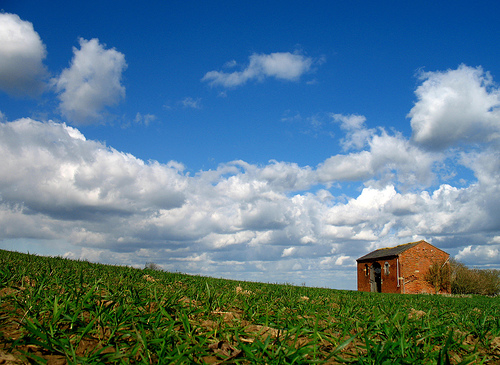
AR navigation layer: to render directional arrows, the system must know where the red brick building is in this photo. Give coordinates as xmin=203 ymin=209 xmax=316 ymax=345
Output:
xmin=356 ymin=240 xmax=450 ymax=294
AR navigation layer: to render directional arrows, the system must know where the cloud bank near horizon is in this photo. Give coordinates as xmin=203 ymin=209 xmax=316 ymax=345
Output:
xmin=1 ymin=62 xmax=500 ymax=288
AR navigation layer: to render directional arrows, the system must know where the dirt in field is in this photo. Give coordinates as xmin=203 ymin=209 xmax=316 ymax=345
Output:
xmin=408 ymin=308 xmax=426 ymax=319
xmin=235 ymin=286 xmax=253 ymax=295
xmin=491 ymin=337 xmax=500 ymax=356
xmin=0 ymin=296 xmax=28 ymax=364
xmin=0 ymin=287 xmax=115 ymax=365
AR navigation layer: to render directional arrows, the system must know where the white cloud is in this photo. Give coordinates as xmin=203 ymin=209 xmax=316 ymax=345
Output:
xmin=202 ymin=52 xmax=315 ymax=87
xmin=455 ymin=245 xmax=500 ymax=265
xmin=335 ymin=255 xmax=351 ymax=266
xmin=134 ymin=112 xmax=156 ymax=126
xmin=3 ymin=60 xmax=500 ymax=289
xmin=0 ymin=13 xmax=47 ymax=96
xmin=54 ymin=38 xmax=127 ymax=124
xmin=460 ymin=148 xmax=500 ymax=186
xmin=408 ymin=65 xmax=500 ymax=150
xmin=180 ymin=97 xmax=201 ymax=109
xmin=332 ymin=114 xmax=374 ymax=151
xmin=0 ymin=118 xmax=187 ymax=225
xmin=282 ymin=247 xmax=296 ymax=257
xmin=316 ymin=124 xmax=438 ymax=187
xmin=317 ymin=151 xmax=374 ymax=183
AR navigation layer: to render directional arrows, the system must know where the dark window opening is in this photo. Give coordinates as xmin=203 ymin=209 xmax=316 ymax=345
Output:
xmin=384 ymin=262 xmax=390 ymax=275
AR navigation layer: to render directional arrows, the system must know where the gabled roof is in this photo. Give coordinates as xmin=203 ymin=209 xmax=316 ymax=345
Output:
xmin=356 ymin=240 xmax=424 ymax=262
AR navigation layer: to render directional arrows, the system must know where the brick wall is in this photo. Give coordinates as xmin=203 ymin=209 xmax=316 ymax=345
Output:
xmin=357 ymin=257 xmax=401 ymax=293
xmin=357 ymin=262 xmax=371 ymax=292
xmin=380 ymin=257 xmax=401 ymax=293
xmin=399 ymin=241 xmax=450 ymax=294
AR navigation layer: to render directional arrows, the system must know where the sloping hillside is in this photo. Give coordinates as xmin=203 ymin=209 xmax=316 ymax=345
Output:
xmin=1 ymin=250 xmax=499 ymax=364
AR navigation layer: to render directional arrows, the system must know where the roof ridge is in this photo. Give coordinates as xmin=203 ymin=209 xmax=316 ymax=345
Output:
xmin=380 ymin=240 xmax=424 ymax=251
xmin=356 ymin=240 xmax=428 ymax=261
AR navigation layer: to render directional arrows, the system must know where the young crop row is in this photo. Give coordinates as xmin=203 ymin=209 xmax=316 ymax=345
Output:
xmin=1 ymin=249 xmax=499 ymax=364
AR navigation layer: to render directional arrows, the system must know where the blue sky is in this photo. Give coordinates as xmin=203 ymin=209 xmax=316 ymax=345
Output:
xmin=1 ymin=1 xmax=500 ymax=289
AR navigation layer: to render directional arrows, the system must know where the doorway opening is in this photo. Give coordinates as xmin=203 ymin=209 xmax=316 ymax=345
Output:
xmin=370 ymin=262 xmax=382 ymax=293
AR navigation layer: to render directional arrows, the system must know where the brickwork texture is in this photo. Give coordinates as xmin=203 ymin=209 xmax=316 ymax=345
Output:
xmin=356 ymin=240 xmax=450 ymax=294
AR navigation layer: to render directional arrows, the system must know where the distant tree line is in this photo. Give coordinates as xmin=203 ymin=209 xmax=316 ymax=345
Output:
xmin=450 ymin=259 xmax=500 ymax=296
xmin=426 ymin=259 xmax=500 ymax=296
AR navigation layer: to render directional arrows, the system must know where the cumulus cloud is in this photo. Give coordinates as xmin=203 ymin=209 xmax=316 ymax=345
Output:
xmin=317 ymin=121 xmax=439 ymax=188
xmin=202 ymin=52 xmax=315 ymax=87
xmin=2 ymin=64 xmax=500 ymax=289
xmin=331 ymin=114 xmax=374 ymax=151
xmin=2 ymin=111 xmax=500 ymax=289
xmin=53 ymin=38 xmax=127 ymax=124
xmin=408 ymin=65 xmax=500 ymax=150
xmin=455 ymin=244 xmax=500 ymax=265
xmin=0 ymin=118 xmax=186 ymax=224
xmin=0 ymin=13 xmax=47 ymax=96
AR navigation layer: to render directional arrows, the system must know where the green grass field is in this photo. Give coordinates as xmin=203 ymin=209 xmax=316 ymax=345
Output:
xmin=1 ymin=249 xmax=499 ymax=364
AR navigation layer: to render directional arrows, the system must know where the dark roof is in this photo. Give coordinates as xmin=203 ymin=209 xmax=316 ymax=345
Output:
xmin=356 ymin=241 xmax=422 ymax=261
